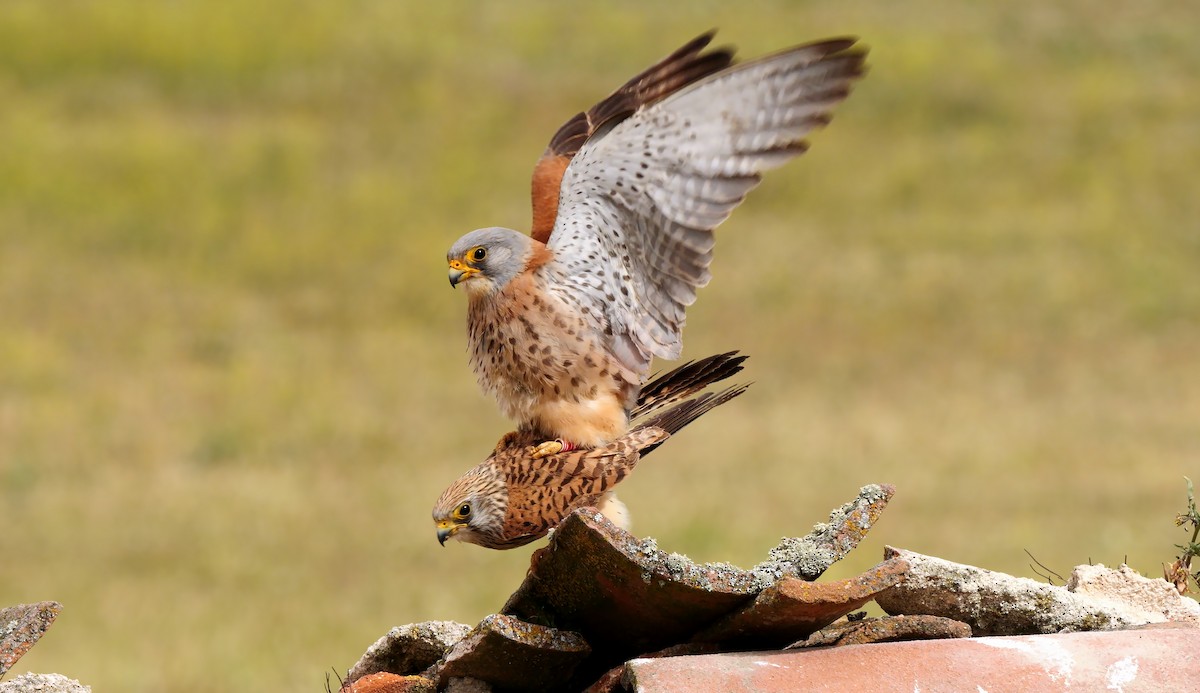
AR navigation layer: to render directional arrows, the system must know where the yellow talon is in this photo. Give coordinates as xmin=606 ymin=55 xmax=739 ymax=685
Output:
xmin=530 ymin=440 xmax=565 ymax=459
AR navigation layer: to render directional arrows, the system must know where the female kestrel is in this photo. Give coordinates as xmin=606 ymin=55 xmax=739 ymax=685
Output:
xmin=433 ymin=352 xmax=748 ymax=549
xmin=447 ymin=32 xmax=866 ymax=454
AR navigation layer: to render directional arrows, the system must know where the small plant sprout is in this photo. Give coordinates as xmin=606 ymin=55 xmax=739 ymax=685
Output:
xmin=1164 ymin=477 xmax=1200 ymax=595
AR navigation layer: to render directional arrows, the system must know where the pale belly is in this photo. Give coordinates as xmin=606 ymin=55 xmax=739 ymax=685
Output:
xmin=468 ymin=304 xmax=634 ymax=445
xmin=529 ymin=394 xmax=629 ymax=446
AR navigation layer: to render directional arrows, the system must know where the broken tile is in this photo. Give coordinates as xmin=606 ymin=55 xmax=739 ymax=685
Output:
xmin=346 ymin=621 xmax=471 ymax=683
xmin=431 ymin=614 xmax=589 ymax=692
xmin=692 ymin=557 xmax=907 ymax=648
xmin=751 ymin=484 xmax=895 ymax=582
xmin=339 ymin=672 xmax=436 ymax=693
xmin=791 ymin=614 xmax=971 ymax=648
xmin=502 ymin=510 xmax=761 ymax=657
xmin=0 ymin=602 xmax=62 ymax=676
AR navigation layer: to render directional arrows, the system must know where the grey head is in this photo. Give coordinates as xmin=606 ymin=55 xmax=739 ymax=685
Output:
xmin=446 ymin=227 xmax=535 ymax=296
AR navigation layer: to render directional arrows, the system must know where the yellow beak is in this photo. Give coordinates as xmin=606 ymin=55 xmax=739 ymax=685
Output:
xmin=436 ymin=519 xmax=460 ymax=546
xmin=448 ymin=259 xmax=479 ymax=288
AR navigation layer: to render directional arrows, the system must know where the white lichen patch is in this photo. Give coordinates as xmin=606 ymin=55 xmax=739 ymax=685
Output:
xmin=1104 ymin=655 xmax=1138 ymax=692
xmin=975 ymin=636 xmax=1075 ymax=685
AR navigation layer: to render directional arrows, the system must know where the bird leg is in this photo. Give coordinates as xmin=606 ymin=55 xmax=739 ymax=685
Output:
xmin=530 ymin=438 xmax=577 ymax=459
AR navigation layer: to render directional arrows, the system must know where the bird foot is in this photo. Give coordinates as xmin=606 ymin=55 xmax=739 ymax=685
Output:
xmin=530 ymin=438 xmax=577 ymax=459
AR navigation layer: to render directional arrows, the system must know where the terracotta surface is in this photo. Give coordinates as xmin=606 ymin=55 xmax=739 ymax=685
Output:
xmin=623 ymin=627 xmax=1200 ymax=692
xmin=0 ymin=601 xmax=61 ymax=676
xmin=341 ymin=672 xmax=436 ymax=693
xmin=583 ymin=643 xmax=724 ymax=693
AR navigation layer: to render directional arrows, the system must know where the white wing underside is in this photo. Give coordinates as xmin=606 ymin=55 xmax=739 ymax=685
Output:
xmin=544 ymin=39 xmax=864 ymax=379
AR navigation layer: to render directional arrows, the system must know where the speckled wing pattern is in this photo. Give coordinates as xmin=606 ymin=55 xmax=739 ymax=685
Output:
xmin=543 ymin=38 xmax=866 ymax=376
xmin=492 ymin=427 xmax=665 ymax=548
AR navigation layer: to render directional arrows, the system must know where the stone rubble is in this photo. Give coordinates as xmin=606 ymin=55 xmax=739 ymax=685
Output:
xmin=1068 ymin=562 xmax=1200 ymax=627
xmin=876 ymin=547 xmax=1200 ymax=635
xmin=346 ymin=486 xmax=899 ymax=691
xmin=344 ymin=487 xmax=1200 ymax=691
xmin=0 ymin=673 xmax=90 ymax=693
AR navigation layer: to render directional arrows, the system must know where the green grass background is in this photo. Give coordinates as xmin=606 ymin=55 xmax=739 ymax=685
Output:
xmin=1 ymin=0 xmax=1197 ymax=690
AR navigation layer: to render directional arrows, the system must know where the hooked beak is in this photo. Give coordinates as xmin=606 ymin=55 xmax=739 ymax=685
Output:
xmin=448 ymin=259 xmax=479 ymax=288
xmin=436 ymin=520 xmax=460 ymax=546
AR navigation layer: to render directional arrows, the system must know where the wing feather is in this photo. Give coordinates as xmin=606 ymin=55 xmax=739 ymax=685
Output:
xmin=545 ymin=37 xmax=866 ymax=375
xmin=530 ymin=32 xmax=734 ymax=243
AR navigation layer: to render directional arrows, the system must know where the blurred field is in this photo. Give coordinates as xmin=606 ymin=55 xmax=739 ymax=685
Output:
xmin=1 ymin=0 xmax=1197 ymax=690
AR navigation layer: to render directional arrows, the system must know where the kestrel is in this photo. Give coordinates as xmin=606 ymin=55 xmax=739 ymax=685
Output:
xmin=433 ymin=352 xmax=748 ymax=549
xmin=447 ymin=32 xmax=866 ymax=454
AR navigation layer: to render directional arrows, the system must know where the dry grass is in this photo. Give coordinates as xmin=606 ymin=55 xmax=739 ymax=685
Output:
xmin=1 ymin=1 xmax=1198 ymax=690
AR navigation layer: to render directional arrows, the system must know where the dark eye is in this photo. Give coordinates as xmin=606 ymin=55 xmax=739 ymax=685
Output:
xmin=471 ymin=247 xmax=487 ymax=262
xmin=456 ymin=503 xmax=471 ymax=518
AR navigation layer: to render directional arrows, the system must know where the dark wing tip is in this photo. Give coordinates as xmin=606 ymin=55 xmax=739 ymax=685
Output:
xmin=531 ymin=32 xmax=740 ymax=242
xmin=545 ymin=31 xmax=738 ymax=159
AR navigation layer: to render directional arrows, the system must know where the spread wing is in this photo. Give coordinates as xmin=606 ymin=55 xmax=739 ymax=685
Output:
xmin=530 ymin=32 xmax=734 ymax=243
xmin=543 ymin=37 xmax=867 ymax=376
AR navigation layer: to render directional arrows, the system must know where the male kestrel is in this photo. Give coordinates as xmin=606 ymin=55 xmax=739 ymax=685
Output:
xmin=433 ymin=352 xmax=747 ymax=549
xmin=447 ymin=33 xmax=866 ymax=454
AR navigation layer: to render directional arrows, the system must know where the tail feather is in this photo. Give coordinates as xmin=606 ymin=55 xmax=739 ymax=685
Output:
xmin=631 ymin=351 xmax=747 ymax=420
xmin=636 ymin=383 xmax=749 ymax=457
xmin=642 ymin=384 xmax=749 ymax=435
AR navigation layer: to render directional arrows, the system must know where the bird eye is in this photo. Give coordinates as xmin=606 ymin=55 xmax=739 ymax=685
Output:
xmin=471 ymin=247 xmax=487 ymax=262
xmin=455 ymin=503 xmax=472 ymax=519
